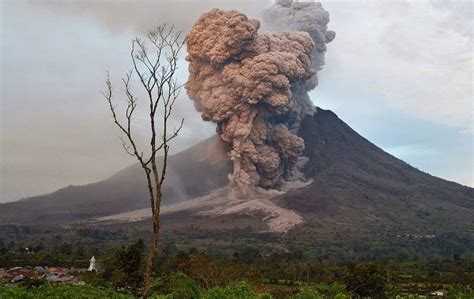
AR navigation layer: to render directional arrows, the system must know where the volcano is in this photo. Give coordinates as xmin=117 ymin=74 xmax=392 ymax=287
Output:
xmin=1 ymin=108 xmax=472 ymax=240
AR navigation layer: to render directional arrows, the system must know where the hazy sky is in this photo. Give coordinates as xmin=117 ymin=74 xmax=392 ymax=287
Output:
xmin=1 ymin=0 xmax=472 ymax=203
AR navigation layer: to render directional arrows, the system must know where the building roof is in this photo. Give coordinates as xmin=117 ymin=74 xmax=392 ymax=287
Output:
xmin=6 ymin=268 xmax=41 ymax=279
xmin=46 ymin=267 xmax=67 ymax=274
xmin=47 ymin=273 xmax=75 ymax=283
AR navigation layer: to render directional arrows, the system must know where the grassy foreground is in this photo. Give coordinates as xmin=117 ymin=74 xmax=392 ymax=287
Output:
xmin=0 ymin=281 xmax=342 ymax=299
xmin=2 ymin=282 xmax=474 ymax=299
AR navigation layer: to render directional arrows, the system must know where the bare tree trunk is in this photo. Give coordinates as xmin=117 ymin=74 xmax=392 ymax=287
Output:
xmin=103 ymin=24 xmax=184 ymax=298
xmin=143 ymin=210 xmax=160 ymax=296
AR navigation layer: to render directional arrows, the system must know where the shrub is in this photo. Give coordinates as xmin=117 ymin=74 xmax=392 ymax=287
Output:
xmin=287 ymin=288 xmax=323 ymax=299
xmin=0 ymin=284 xmax=134 ymax=298
xmin=343 ymin=262 xmax=386 ymax=298
xmin=168 ymin=272 xmax=201 ymax=299
xmin=202 ymin=281 xmax=270 ymax=299
xmin=313 ymin=282 xmax=350 ymax=297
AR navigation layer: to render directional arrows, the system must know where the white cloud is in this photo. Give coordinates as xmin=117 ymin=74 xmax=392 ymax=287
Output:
xmin=322 ymin=0 xmax=473 ymax=131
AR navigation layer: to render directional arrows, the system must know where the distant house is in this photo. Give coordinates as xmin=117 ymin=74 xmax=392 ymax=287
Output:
xmin=431 ymin=290 xmax=445 ymax=297
xmin=45 ymin=267 xmax=75 ymax=283
xmin=45 ymin=267 xmax=67 ymax=275
xmin=0 ymin=266 xmax=84 ymax=284
xmin=46 ymin=272 xmax=75 ymax=283
xmin=5 ymin=267 xmax=43 ymax=283
xmin=10 ymin=275 xmax=25 ymax=283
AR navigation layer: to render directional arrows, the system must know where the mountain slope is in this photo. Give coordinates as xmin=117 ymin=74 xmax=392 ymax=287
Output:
xmin=138 ymin=108 xmax=472 ymax=241
xmin=1 ymin=108 xmax=472 ymax=236
xmin=271 ymin=108 xmax=473 ymax=235
xmin=0 ymin=136 xmax=231 ymax=224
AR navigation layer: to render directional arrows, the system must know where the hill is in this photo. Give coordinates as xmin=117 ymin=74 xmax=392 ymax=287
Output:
xmin=274 ymin=108 xmax=473 ymax=236
xmin=1 ymin=108 xmax=472 ymax=247
xmin=0 ymin=136 xmax=231 ymax=224
xmin=130 ymin=109 xmax=473 ymax=249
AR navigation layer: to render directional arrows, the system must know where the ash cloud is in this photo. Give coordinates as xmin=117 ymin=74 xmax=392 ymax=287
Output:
xmin=262 ymin=0 xmax=336 ymax=87
xmin=186 ymin=2 xmax=334 ymax=196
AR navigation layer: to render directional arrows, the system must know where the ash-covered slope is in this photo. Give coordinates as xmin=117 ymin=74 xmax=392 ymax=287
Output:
xmin=0 ymin=137 xmax=231 ymax=225
xmin=271 ymin=108 xmax=473 ymax=235
xmin=1 ymin=108 xmax=472 ymax=233
xmin=153 ymin=108 xmax=472 ymax=238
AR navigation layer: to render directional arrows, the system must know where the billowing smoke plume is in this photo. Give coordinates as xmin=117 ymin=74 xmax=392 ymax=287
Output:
xmin=262 ymin=0 xmax=335 ymax=89
xmin=261 ymin=0 xmax=335 ymax=136
xmin=186 ymin=2 xmax=334 ymax=196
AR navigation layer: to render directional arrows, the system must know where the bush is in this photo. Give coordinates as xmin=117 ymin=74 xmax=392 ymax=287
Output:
xmin=168 ymin=272 xmax=201 ymax=299
xmin=287 ymin=288 xmax=323 ymax=299
xmin=313 ymin=282 xmax=350 ymax=297
xmin=20 ymin=278 xmax=47 ymax=289
xmin=105 ymin=239 xmax=144 ymax=293
xmin=202 ymin=281 xmax=270 ymax=299
xmin=285 ymin=287 xmax=351 ymax=299
xmin=0 ymin=284 xmax=134 ymax=298
xmin=343 ymin=262 xmax=386 ymax=298
xmin=447 ymin=284 xmax=474 ymax=299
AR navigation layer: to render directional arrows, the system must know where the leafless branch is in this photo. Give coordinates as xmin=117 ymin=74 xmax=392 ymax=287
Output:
xmin=103 ymin=24 xmax=185 ymax=298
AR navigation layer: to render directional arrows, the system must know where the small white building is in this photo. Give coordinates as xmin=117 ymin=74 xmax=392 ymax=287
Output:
xmin=88 ymin=256 xmax=97 ymax=272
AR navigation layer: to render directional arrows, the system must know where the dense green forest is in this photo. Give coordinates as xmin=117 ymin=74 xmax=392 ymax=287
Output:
xmin=1 ymin=236 xmax=473 ymax=298
xmin=1 ymin=223 xmax=473 ymax=261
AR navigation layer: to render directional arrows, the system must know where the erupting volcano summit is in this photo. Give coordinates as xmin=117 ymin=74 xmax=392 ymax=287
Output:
xmin=186 ymin=1 xmax=335 ymax=196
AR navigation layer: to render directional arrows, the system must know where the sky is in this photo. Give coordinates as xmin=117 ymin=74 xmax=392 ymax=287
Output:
xmin=0 ymin=0 xmax=472 ymax=203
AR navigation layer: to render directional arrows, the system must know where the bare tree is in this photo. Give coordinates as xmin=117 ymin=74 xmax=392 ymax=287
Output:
xmin=102 ymin=24 xmax=184 ymax=297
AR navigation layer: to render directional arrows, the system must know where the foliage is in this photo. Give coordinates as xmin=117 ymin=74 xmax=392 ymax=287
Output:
xmin=2 ymin=279 xmax=474 ymax=298
xmin=104 ymin=239 xmax=144 ymax=293
xmin=19 ymin=278 xmax=47 ymax=289
xmin=313 ymin=283 xmax=350 ymax=297
xmin=165 ymin=272 xmax=201 ymax=299
xmin=287 ymin=288 xmax=322 ymax=299
xmin=202 ymin=281 xmax=270 ymax=299
xmin=0 ymin=283 xmax=134 ymax=298
xmin=343 ymin=262 xmax=386 ymax=298
xmin=1 ymin=238 xmax=473 ymax=298
xmin=2 ymin=224 xmax=474 ymax=264
xmin=447 ymin=284 xmax=474 ymax=299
